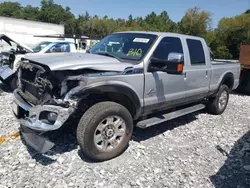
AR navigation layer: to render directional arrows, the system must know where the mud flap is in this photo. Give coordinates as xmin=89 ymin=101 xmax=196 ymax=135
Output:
xmin=20 ymin=125 xmax=55 ymax=154
xmin=0 ymin=66 xmax=14 ymax=80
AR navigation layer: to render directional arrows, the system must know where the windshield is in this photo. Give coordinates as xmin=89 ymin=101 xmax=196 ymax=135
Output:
xmin=32 ymin=41 xmax=52 ymax=53
xmin=89 ymin=33 xmax=157 ymax=61
xmin=43 ymin=42 xmax=72 ymax=53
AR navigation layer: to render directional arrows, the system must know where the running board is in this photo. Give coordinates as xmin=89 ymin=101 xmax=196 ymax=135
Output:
xmin=136 ymin=104 xmax=206 ymax=129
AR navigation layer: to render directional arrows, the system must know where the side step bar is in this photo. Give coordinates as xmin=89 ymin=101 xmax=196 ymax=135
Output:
xmin=136 ymin=104 xmax=206 ymax=129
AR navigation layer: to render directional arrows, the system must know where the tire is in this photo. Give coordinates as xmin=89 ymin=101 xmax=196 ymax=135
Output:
xmin=207 ymin=85 xmax=229 ymax=115
xmin=76 ymin=101 xmax=133 ymax=162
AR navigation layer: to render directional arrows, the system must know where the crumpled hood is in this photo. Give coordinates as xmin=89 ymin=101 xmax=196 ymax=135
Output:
xmin=22 ymin=53 xmax=137 ymax=72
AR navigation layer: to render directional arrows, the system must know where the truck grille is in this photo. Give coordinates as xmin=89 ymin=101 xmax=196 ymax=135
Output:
xmin=17 ymin=61 xmax=52 ymax=105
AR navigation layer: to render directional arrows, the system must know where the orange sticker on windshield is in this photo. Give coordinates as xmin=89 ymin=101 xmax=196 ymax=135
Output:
xmin=126 ymin=48 xmax=142 ymax=56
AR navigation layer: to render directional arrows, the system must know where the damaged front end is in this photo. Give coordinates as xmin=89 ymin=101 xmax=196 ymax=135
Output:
xmin=12 ymin=61 xmax=94 ymax=153
xmin=13 ymin=89 xmax=75 ymax=131
xmin=13 ymin=89 xmax=75 ymax=153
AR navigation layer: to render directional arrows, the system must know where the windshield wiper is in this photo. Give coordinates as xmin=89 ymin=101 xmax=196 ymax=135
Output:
xmin=96 ymin=52 xmax=122 ymax=61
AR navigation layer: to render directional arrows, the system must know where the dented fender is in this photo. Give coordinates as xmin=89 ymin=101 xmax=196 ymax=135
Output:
xmin=63 ymin=81 xmax=142 ymax=118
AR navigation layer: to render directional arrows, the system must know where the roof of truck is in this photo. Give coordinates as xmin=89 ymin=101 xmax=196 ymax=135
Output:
xmin=115 ymin=31 xmax=204 ymax=40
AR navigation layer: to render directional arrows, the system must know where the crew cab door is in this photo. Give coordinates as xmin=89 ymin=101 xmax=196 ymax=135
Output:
xmin=143 ymin=36 xmax=187 ymax=115
xmin=184 ymin=38 xmax=211 ymax=100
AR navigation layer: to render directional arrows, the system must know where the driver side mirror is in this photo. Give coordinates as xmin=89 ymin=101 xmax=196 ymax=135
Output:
xmin=148 ymin=52 xmax=184 ymax=74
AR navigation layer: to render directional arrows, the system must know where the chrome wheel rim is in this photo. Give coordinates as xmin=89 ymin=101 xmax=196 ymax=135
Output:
xmin=218 ymin=90 xmax=228 ymax=110
xmin=94 ymin=116 xmax=126 ymax=152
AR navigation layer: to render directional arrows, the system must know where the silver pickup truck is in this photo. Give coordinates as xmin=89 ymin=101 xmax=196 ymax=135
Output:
xmin=11 ymin=31 xmax=240 ymax=161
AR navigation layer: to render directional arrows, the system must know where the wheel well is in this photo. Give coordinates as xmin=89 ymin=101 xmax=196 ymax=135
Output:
xmin=77 ymin=92 xmax=137 ymax=118
xmin=221 ymin=75 xmax=234 ymax=90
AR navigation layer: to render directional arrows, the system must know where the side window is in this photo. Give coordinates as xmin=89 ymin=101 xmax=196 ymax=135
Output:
xmin=186 ymin=39 xmax=206 ymax=65
xmin=60 ymin=43 xmax=70 ymax=52
xmin=153 ymin=37 xmax=183 ymax=60
xmin=46 ymin=43 xmax=70 ymax=53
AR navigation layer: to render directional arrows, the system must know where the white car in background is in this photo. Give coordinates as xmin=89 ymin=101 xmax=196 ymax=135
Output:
xmin=14 ymin=40 xmax=77 ymax=70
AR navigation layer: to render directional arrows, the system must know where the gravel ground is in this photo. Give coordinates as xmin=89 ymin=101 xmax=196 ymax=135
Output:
xmin=0 ymin=83 xmax=250 ymax=188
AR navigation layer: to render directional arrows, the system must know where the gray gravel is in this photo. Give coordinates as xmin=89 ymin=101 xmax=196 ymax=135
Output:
xmin=0 ymin=83 xmax=250 ymax=188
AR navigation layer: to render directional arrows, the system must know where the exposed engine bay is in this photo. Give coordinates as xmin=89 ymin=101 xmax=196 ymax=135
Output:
xmin=16 ymin=59 xmax=119 ymax=107
xmin=12 ymin=56 xmax=125 ymax=136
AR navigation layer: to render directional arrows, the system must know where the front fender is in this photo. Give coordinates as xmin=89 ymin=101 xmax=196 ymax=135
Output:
xmin=64 ymin=81 xmax=142 ymax=118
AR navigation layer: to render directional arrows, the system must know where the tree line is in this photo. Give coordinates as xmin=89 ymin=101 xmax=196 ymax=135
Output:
xmin=0 ymin=0 xmax=249 ymax=59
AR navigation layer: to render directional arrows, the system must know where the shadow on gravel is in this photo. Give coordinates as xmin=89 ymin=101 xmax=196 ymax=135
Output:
xmin=20 ymin=118 xmax=80 ymax=165
xmin=210 ymin=131 xmax=250 ymax=188
xmin=132 ymin=112 xmax=199 ymax=142
xmin=230 ymin=89 xmax=250 ymax=97
xmin=21 ymin=111 xmax=202 ymax=165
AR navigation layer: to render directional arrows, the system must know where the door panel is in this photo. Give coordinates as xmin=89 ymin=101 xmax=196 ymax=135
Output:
xmin=185 ymin=67 xmax=211 ymax=99
xmin=185 ymin=39 xmax=211 ymax=100
xmin=144 ymin=72 xmax=186 ymax=114
xmin=143 ymin=36 xmax=187 ymax=114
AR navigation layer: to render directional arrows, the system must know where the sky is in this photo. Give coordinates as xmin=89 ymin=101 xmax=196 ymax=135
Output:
xmin=1 ymin=0 xmax=250 ymax=28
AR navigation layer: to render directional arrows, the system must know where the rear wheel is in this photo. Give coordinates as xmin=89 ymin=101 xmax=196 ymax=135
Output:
xmin=76 ymin=101 xmax=133 ymax=161
xmin=207 ymin=85 xmax=229 ymax=115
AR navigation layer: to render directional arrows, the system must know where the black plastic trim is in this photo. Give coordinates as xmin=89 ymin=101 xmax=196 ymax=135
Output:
xmin=74 ymin=83 xmax=142 ymax=119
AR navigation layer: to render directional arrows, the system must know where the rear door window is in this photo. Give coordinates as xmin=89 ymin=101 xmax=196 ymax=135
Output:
xmin=186 ymin=39 xmax=206 ymax=65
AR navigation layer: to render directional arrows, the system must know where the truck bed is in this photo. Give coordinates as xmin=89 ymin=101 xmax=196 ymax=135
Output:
xmin=210 ymin=59 xmax=240 ymax=91
xmin=212 ymin=59 xmax=239 ymax=65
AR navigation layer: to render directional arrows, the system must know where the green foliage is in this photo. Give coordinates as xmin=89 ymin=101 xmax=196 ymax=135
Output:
xmin=214 ymin=46 xmax=232 ymax=59
xmin=0 ymin=2 xmax=22 ymax=18
xmin=179 ymin=7 xmax=212 ymax=37
xmin=245 ymin=9 xmax=250 ymax=14
xmin=205 ymin=31 xmax=220 ymax=50
xmin=217 ymin=12 xmax=250 ymax=58
xmin=22 ymin=5 xmax=40 ymax=21
xmin=0 ymin=1 xmax=248 ymax=59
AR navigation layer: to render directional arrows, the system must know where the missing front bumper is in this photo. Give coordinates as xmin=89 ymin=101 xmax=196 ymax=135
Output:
xmin=12 ymin=89 xmax=75 ymax=131
xmin=20 ymin=125 xmax=55 ymax=154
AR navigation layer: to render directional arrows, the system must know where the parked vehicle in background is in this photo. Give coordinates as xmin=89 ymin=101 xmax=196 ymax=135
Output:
xmin=31 ymin=41 xmax=53 ymax=53
xmin=11 ymin=31 xmax=240 ymax=161
xmin=238 ymin=44 xmax=250 ymax=93
xmin=34 ymin=34 xmax=101 ymax=53
xmin=0 ymin=34 xmax=77 ymax=89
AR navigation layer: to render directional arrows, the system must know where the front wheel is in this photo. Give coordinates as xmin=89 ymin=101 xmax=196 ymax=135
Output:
xmin=76 ymin=101 xmax=133 ymax=161
xmin=207 ymin=85 xmax=229 ymax=115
